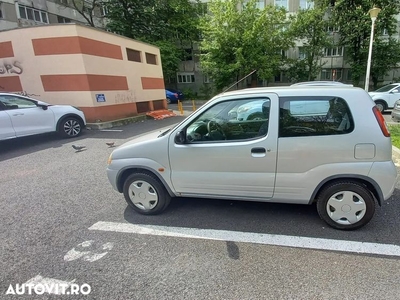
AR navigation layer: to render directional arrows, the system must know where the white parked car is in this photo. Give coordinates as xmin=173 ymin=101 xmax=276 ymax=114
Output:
xmin=369 ymin=83 xmax=400 ymax=112
xmin=0 ymin=93 xmax=86 ymax=140
xmin=107 ymin=85 xmax=397 ymax=230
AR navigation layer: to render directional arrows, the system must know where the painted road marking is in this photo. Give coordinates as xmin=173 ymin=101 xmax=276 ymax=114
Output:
xmin=100 ymin=129 xmax=123 ymax=132
xmin=64 ymin=240 xmax=114 ymax=262
xmin=89 ymin=221 xmax=400 ymax=257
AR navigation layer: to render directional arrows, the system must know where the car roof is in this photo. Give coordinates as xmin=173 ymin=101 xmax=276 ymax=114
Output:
xmin=214 ymin=85 xmax=366 ymax=99
xmin=290 ymin=81 xmax=353 ymax=87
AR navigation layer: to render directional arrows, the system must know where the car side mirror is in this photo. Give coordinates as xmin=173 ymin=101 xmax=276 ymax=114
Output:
xmin=391 ymin=89 xmax=399 ymax=94
xmin=38 ymin=104 xmax=48 ymax=110
xmin=174 ymin=130 xmax=186 ymax=144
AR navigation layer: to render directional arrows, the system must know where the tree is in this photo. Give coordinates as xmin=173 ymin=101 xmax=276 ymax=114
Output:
xmin=316 ymin=0 xmax=400 ymax=86
xmin=200 ymin=0 xmax=293 ymax=91
xmin=288 ymin=7 xmax=330 ymax=81
xmin=370 ymin=38 xmax=400 ymax=89
xmin=57 ymin=0 xmax=104 ymax=27
xmin=104 ymin=0 xmax=203 ymax=80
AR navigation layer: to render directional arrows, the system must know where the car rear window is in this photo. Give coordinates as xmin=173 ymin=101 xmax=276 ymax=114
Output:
xmin=279 ymin=96 xmax=354 ymax=137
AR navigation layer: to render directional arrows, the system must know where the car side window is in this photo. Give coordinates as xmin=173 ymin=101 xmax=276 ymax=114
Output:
xmin=0 ymin=95 xmax=37 ymax=110
xmin=185 ymin=97 xmax=270 ymax=143
xmin=279 ymin=96 xmax=354 ymax=137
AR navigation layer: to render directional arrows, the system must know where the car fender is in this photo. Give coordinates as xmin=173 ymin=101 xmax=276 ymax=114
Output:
xmin=111 ymin=158 xmax=175 ymax=196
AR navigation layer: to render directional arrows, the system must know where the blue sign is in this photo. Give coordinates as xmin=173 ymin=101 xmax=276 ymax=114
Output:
xmin=96 ymin=94 xmax=106 ymax=102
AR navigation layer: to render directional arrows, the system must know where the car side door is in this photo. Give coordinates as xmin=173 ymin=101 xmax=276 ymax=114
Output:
xmin=0 ymin=101 xmax=16 ymax=140
xmin=168 ymin=93 xmax=279 ymax=200
xmin=0 ymin=95 xmax=55 ymax=137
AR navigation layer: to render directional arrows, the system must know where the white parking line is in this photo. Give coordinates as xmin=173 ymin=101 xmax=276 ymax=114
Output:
xmin=89 ymin=221 xmax=400 ymax=257
xmin=100 ymin=129 xmax=123 ymax=132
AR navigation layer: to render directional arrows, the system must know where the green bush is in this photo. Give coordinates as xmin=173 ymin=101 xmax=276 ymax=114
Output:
xmin=389 ymin=125 xmax=400 ymax=149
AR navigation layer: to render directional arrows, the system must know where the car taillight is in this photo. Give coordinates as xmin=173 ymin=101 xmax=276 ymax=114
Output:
xmin=174 ymin=93 xmax=178 ymax=98
xmin=373 ymin=106 xmax=390 ymax=137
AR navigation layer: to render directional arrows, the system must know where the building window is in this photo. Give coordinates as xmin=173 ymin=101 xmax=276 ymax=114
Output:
xmin=183 ymin=48 xmax=193 ymax=61
xmin=243 ymin=0 xmax=265 ymax=9
xmin=177 ymin=73 xmax=195 ymax=83
xmin=198 ymin=2 xmax=208 ymax=15
xmin=383 ymin=28 xmax=388 ymax=35
xmin=346 ymin=69 xmax=352 ymax=81
xmin=274 ymin=0 xmax=288 ymax=9
xmin=327 ymin=26 xmax=340 ymax=33
xmin=321 ymin=69 xmax=342 ymax=81
xmin=19 ymin=5 xmax=49 ymax=23
xmin=57 ymin=16 xmax=71 ymax=23
xmin=204 ymin=74 xmax=211 ymax=83
xmin=324 ymin=47 xmax=344 ymax=56
xmin=100 ymin=5 xmax=108 ymax=16
xmin=299 ymin=47 xmax=307 ymax=59
xmin=300 ymin=0 xmax=314 ymax=9
xmin=126 ymin=48 xmax=141 ymax=62
xmin=145 ymin=53 xmax=157 ymax=65
xmin=0 ymin=3 xmax=3 ymax=19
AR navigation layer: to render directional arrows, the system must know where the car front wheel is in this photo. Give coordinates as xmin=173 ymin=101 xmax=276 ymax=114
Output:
xmin=316 ymin=181 xmax=375 ymax=230
xmin=123 ymin=173 xmax=171 ymax=215
xmin=58 ymin=117 xmax=82 ymax=138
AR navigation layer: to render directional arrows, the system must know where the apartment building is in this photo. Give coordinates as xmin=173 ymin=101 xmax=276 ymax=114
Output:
xmin=0 ymin=0 xmax=105 ymax=31
xmin=174 ymin=0 xmax=400 ymax=94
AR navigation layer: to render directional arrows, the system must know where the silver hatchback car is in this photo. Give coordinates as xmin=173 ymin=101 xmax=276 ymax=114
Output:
xmin=107 ymin=86 xmax=397 ymax=230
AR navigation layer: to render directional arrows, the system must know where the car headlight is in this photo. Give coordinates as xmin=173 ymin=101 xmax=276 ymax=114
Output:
xmin=107 ymin=153 xmax=112 ymax=165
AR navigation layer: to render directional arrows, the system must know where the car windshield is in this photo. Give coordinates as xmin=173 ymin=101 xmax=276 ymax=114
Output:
xmin=375 ymin=84 xmax=398 ymax=92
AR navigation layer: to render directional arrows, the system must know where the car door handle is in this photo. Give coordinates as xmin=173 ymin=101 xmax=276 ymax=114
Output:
xmin=12 ymin=113 xmax=24 ymax=116
xmin=251 ymin=147 xmax=266 ymax=153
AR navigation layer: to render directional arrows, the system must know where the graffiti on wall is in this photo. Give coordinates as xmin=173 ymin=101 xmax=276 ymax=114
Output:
xmin=0 ymin=61 xmax=23 ymax=75
xmin=115 ymin=90 xmax=137 ymax=104
xmin=13 ymin=91 xmax=40 ymax=97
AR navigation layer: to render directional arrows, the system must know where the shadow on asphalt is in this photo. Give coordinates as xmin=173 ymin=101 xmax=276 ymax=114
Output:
xmin=0 ymin=117 xmax=185 ymax=161
xmin=123 ymin=188 xmax=400 ymax=245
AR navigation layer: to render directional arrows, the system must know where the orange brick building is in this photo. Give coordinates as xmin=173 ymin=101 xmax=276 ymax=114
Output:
xmin=0 ymin=24 xmax=166 ymax=122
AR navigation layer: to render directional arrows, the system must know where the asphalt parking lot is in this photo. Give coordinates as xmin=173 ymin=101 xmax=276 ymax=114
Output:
xmin=1 ymin=115 xmax=400 ymax=299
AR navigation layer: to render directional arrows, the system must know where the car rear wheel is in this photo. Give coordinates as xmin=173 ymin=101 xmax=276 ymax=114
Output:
xmin=123 ymin=173 xmax=171 ymax=215
xmin=375 ymin=100 xmax=386 ymax=113
xmin=58 ymin=117 xmax=82 ymax=138
xmin=316 ymin=181 xmax=375 ymax=230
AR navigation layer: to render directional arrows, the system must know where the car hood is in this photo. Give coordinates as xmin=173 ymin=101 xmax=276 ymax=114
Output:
xmin=369 ymin=92 xmax=386 ymax=96
xmin=118 ymin=126 xmax=173 ymax=149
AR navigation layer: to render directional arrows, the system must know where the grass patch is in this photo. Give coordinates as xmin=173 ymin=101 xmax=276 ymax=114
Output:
xmin=389 ymin=125 xmax=400 ymax=148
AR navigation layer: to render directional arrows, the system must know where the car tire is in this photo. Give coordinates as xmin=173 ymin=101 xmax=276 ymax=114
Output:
xmin=123 ymin=172 xmax=171 ymax=215
xmin=316 ymin=180 xmax=375 ymax=230
xmin=166 ymin=97 xmax=172 ymax=104
xmin=375 ymin=100 xmax=386 ymax=113
xmin=58 ymin=116 xmax=83 ymax=138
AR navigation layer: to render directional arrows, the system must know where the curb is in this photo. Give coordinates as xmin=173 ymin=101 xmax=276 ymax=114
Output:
xmin=86 ymin=114 xmax=149 ymax=130
xmin=392 ymin=145 xmax=400 ymax=162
